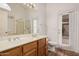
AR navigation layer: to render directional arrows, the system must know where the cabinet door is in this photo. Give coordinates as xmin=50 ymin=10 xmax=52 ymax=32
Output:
xmin=38 ymin=39 xmax=46 ymax=48
xmin=24 ymin=49 xmax=37 ymax=56
xmin=38 ymin=47 xmax=46 ymax=56
xmin=37 ymin=38 xmax=46 ymax=56
xmin=23 ymin=41 xmax=37 ymax=54
xmin=23 ymin=41 xmax=37 ymax=56
xmin=0 ymin=47 xmax=22 ymax=56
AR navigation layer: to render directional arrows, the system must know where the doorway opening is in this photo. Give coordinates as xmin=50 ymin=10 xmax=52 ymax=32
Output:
xmin=62 ymin=14 xmax=69 ymax=45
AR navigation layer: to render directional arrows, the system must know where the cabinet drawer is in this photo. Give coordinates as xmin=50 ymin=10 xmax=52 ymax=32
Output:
xmin=0 ymin=47 xmax=22 ymax=56
xmin=38 ymin=38 xmax=46 ymax=48
xmin=23 ymin=41 xmax=37 ymax=54
xmin=23 ymin=48 xmax=37 ymax=56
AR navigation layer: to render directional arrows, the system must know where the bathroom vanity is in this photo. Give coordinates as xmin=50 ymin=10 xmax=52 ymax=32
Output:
xmin=0 ymin=4 xmax=48 ymax=56
xmin=0 ymin=35 xmax=48 ymax=56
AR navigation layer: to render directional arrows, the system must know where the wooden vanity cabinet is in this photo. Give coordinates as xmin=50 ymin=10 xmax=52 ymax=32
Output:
xmin=23 ymin=49 xmax=37 ymax=56
xmin=0 ymin=47 xmax=22 ymax=56
xmin=22 ymin=41 xmax=37 ymax=56
xmin=0 ymin=38 xmax=48 ymax=56
xmin=37 ymin=38 xmax=48 ymax=56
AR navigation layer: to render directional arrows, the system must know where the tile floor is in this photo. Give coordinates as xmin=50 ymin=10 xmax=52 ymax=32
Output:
xmin=48 ymin=48 xmax=79 ymax=56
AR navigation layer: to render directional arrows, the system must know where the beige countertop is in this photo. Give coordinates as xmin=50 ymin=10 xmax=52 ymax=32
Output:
xmin=0 ymin=34 xmax=47 ymax=52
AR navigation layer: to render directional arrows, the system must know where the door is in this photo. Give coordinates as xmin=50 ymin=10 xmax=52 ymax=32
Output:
xmin=16 ymin=19 xmax=24 ymax=35
xmin=24 ymin=20 xmax=31 ymax=34
xmin=58 ymin=10 xmax=75 ymax=47
xmin=37 ymin=39 xmax=46 ymax=56
xmin=32 ymin=19 xmax=38 ymax=34
xmin=62 ymin=14 xmax=69 ymax=45
xmin=38 ymin=47 xmax=46 ymax=56
xmin=0 ymin=9 xmax=8 ymax=36
xmin=58 ymin=13 xmax=62 ymax=45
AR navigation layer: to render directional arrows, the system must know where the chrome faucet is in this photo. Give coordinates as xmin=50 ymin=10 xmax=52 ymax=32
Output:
xmin=8 ymin=37 xmax=20 ymax=42
xmin=14 ymin=37 xmax=19 ymax=41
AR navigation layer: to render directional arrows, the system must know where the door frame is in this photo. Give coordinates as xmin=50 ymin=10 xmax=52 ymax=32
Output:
xmin=57 ymin=9 xmax=76 ymax=47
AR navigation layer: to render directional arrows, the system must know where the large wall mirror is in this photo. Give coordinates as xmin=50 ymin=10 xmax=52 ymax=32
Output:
xmin=0 ymin=3 xmax=38 ymax=36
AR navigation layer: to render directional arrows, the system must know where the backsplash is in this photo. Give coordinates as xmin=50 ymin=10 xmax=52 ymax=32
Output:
xmin=0 ymin=34 xmax=32 ymax=41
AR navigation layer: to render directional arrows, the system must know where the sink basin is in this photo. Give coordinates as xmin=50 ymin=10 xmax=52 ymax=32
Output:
xmin=0 ymin=40 xmax=11 ymax=48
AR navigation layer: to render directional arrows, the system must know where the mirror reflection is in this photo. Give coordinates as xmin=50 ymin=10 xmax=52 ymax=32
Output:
xmin=8 ymin=4 xmax=32 ymax=35
xmin=0 ymin=3 xmax=38 ymax=36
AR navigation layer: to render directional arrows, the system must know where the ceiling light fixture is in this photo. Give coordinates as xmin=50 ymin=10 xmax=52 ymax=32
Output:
xmin=23 ymin=3 xmax=37 ymax=9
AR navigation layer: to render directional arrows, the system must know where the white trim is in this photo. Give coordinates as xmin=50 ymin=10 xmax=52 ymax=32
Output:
xmin=57 ymin=8 xmax=76 ymax=47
